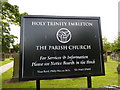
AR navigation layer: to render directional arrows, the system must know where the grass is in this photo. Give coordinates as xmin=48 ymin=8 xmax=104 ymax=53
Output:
xmin=92 ymin=56 xmax=118 ymax=87
xmin=0 ymin=59 xmax=13 ymax=67
xmin=1 ymin=56 xmax=119 ymax=88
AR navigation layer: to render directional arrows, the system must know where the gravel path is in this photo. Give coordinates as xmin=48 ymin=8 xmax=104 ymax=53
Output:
xmin=0 ymin=61 xmax=14 ymax=75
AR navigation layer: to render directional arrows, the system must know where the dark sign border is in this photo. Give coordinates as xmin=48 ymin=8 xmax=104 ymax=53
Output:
xmin=19 ymin=15 xmax=105 ymax=81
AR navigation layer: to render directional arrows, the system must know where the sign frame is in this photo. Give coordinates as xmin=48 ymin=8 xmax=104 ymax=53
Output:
xmin=19 ymin=15 xmax=105 ymax=81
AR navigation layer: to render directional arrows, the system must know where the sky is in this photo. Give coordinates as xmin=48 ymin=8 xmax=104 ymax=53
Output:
xmin=8 ymin=0 xmax=119 ymax=43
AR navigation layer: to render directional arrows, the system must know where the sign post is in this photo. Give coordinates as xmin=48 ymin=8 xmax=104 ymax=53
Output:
xmin=87 ymin=76 xmax=92 ymax=88
xmin=36 ymin=80 xmax=40 ymax=90
xmin=20 ymin=15 xmax=105 ymax=88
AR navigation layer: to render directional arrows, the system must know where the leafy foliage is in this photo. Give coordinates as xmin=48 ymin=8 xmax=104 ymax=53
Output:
xmin=12 ymin=43 xmax=20 ymax=53
xmin=102 ymin=36 xmax=120 ymax=53
xmin=1 ymin=0 xmax=27 ymax=53
xmin=111 ymin=36 xmax=120 ymax=52
xmin=102 ymin=37 xmax=111 ymax=53
xmin=1 ymin=0 xmax=27 ymax=25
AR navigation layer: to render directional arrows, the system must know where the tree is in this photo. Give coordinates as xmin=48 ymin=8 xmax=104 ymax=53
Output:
xmin=102 ymin=37 xmax=111 ymax=53
xmin=12 ymin=43 xmax=20 ymax=53
xmin=111 ymin=36 xmax=120 ymax=53
xmin=1 ymin=0 xmax=27 ymax=53
xmin=102 ymin=37 xmax=111 ymax=62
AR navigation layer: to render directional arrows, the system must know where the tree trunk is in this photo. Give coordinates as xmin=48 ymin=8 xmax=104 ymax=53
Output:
xmin=104 ymin=52 xmax=107 ymax=62
xmin=2 ymin=53 xmax=5 ymax=61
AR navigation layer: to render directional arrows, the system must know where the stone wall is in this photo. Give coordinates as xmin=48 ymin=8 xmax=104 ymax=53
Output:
xmin=110 ymin=52 xmax=120 ymax=61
